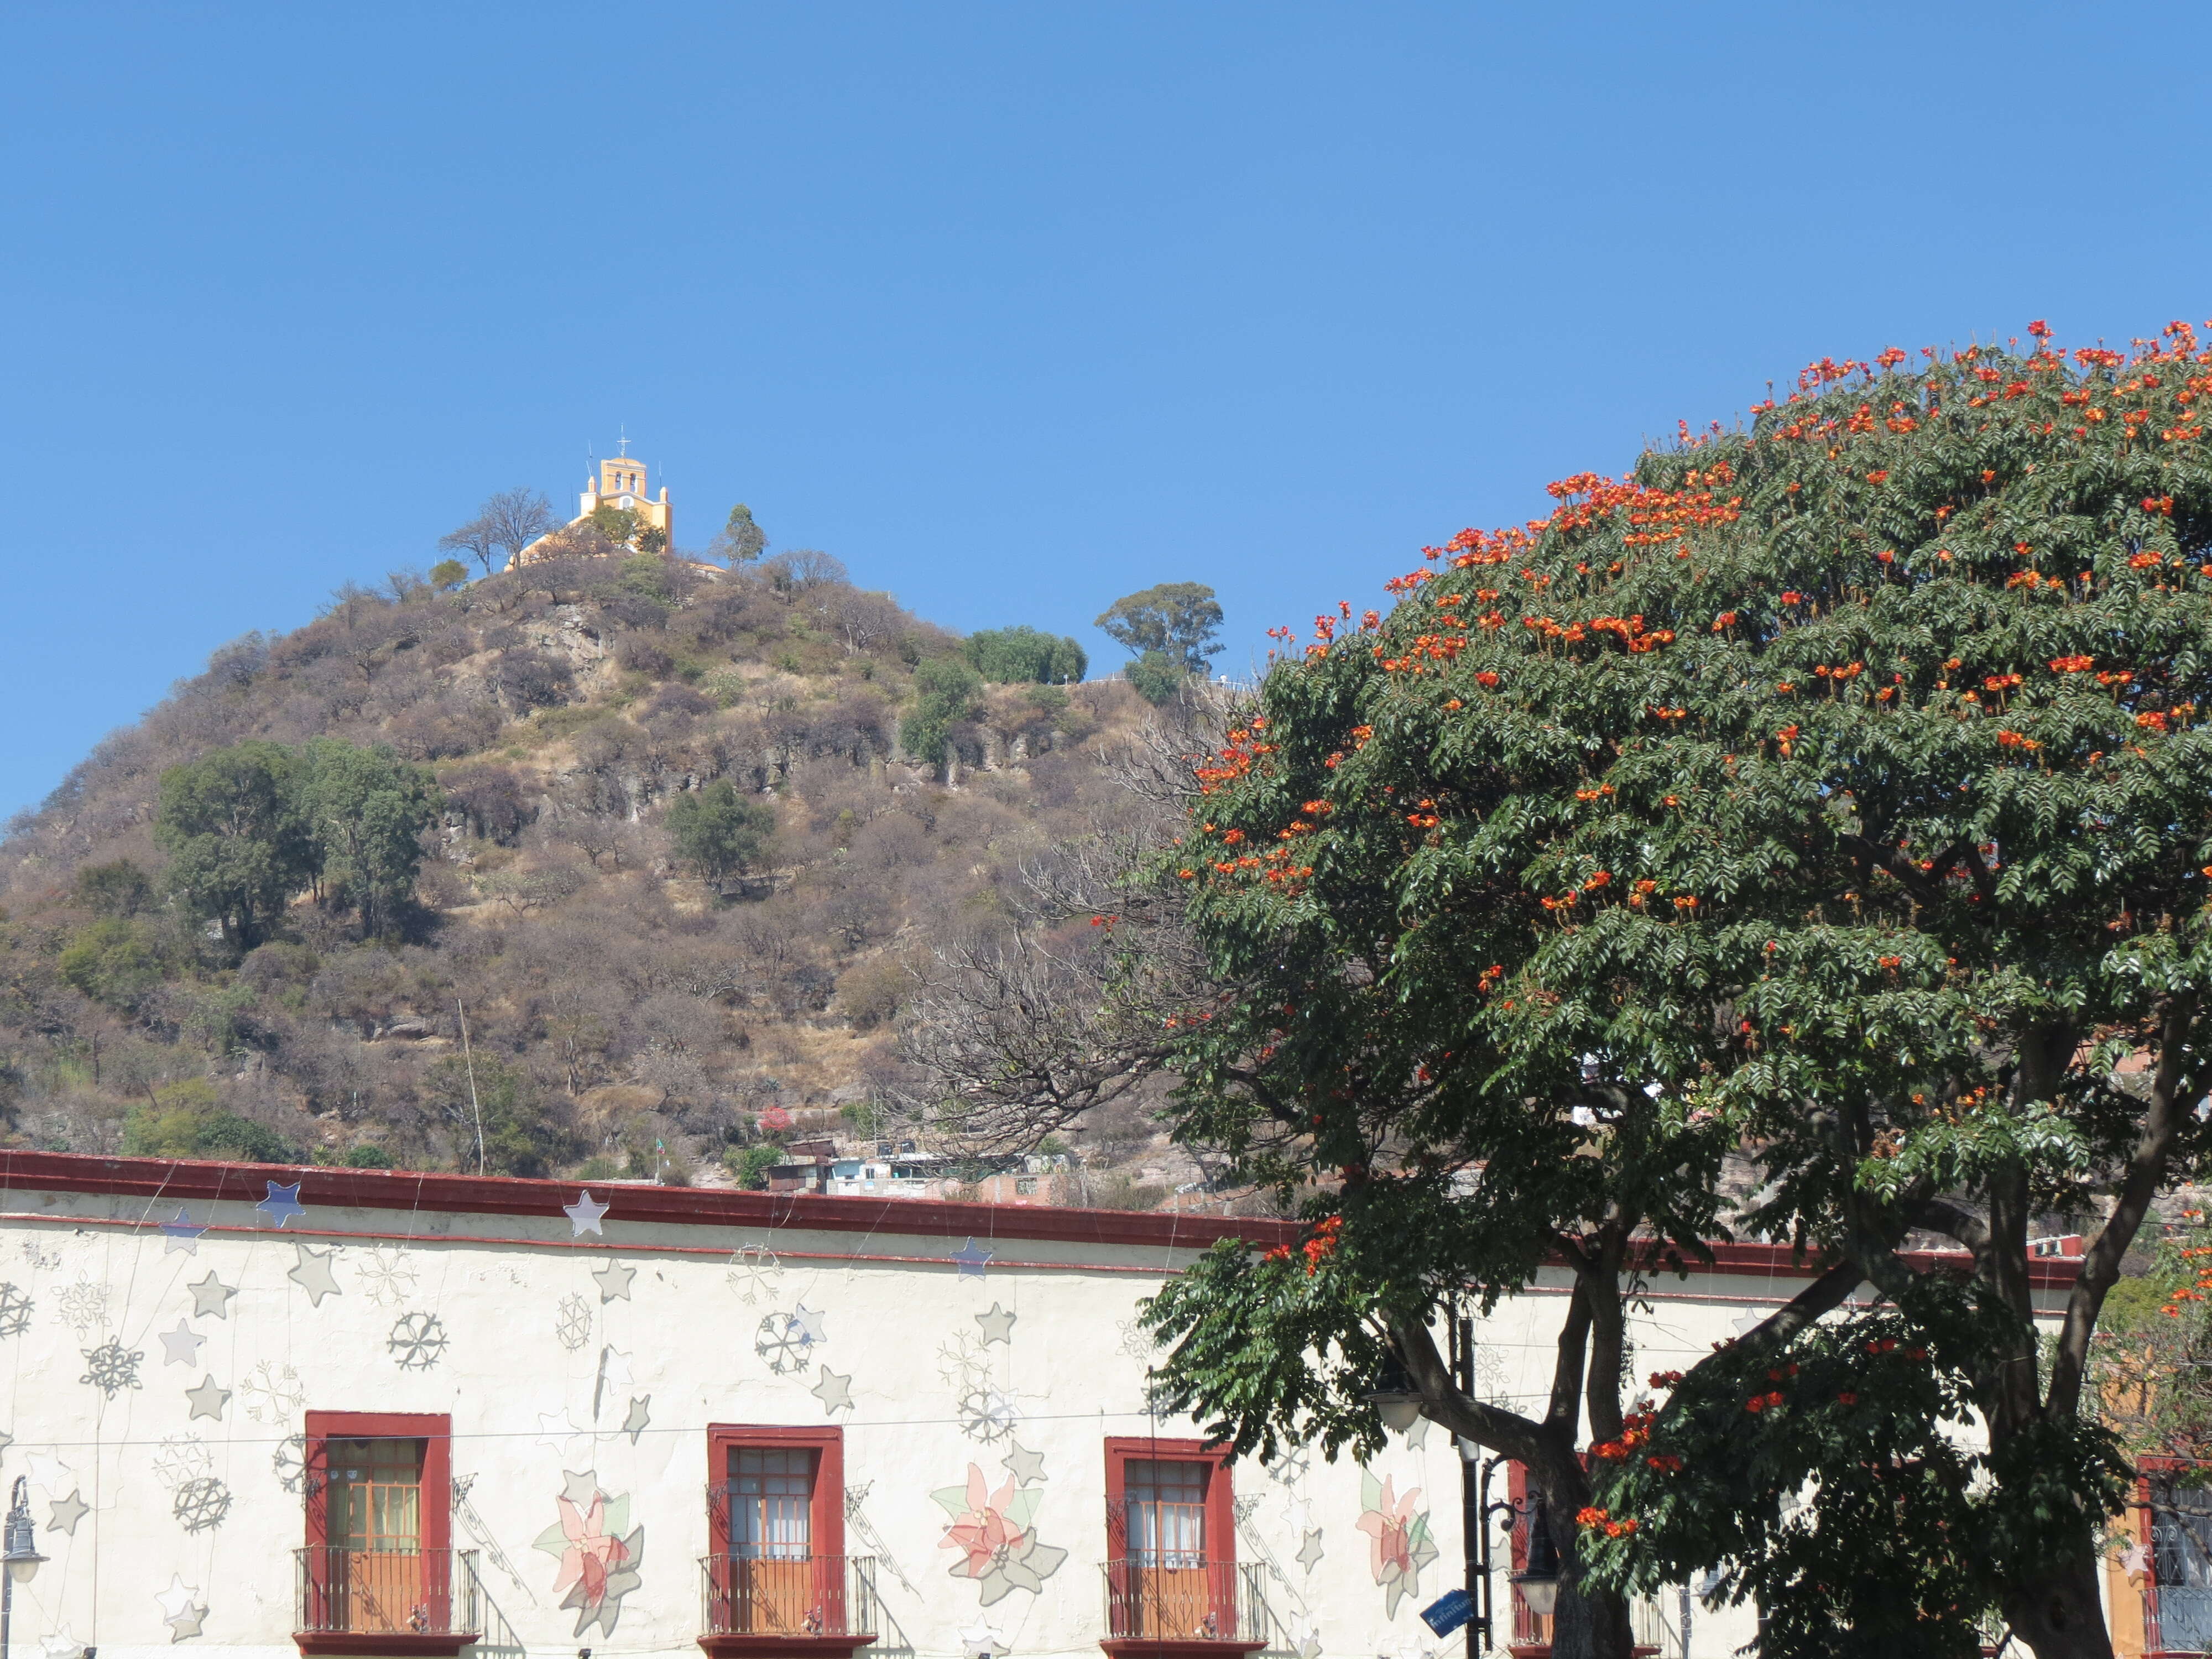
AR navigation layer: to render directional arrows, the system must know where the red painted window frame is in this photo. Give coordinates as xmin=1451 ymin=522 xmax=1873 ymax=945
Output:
xmin=299 ymin=1411 xmax=459 ymax=1656
xmin=706 ymin=1423 xmax=847 ymax=1559
xmin=1100 ymin=1436 xmax=1256 ymax=1656
xmin=1103 ymin=1436 xmax=1237 ymax=1564
xmin=701 ymin=1426 xmax=860 ymax=1657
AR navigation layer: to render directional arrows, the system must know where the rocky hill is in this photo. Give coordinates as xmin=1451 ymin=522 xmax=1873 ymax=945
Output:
xmin=0 ymin=547 xmax=1194 ymax=1192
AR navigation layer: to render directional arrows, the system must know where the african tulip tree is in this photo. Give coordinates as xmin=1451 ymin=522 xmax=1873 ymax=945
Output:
xmin=1139 ymin=322 xmax=2212 ymax=1659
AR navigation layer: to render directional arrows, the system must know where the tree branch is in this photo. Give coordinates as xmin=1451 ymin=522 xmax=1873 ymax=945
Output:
xmin=2046 ymin=993 xmax=2199 ymax=1421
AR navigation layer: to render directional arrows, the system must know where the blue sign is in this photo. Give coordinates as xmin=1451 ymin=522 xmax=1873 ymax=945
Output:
xmin=1420 ymin=1588 xmax=1475 ymax=1637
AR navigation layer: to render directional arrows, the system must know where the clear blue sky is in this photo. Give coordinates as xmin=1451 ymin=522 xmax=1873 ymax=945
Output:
xmin=6 ymin=3 xmax=2209 ymax=818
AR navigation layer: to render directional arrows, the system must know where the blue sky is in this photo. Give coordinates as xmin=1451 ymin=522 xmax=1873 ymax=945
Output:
xmin=6 ymin=2 xmax=2210 ymax=817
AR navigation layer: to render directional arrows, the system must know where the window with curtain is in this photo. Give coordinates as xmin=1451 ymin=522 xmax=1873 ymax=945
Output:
xmin=1125 ymin=1459 xmax=1208 ymax=1567
xmin=728 ymin=1446 xmax=815 ymax=1560
xmin=327 ymin=1438 xmax=425 ymax=1554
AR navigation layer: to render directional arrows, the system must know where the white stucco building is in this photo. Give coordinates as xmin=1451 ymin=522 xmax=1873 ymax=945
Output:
xmin=0 ymin=1154 xmax=2080 ymax=1659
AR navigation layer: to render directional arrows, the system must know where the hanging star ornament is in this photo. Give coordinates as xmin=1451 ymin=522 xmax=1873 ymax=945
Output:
xmin=1296 ymin=1528 xmax=1324 ymax=1573
xmin=288 ymin=1244 xmax=341 ymax=1307
xmin=154 ymin=1574 xmax=199 ymax=1621
xmin=185 ymin=1374 xmax=231 ymax=1422
xmin=951 ymin=1238 xmax=995 ymax=1279
xmin=255 ymin=1181 xmax=306 ymax=1228
xmin=44 ymin=1491 xmax=88 ymax=1536
xmin=591 ymin=1259 xmax=635 ymax=1303
xmin=792 ymin=1303 xmax=829 ymax=1345
xmin=974 ymin=1303 xmax=1018 ymax=1344
xmin=811 ymin=1366 xmax=854 ymax=1415
xmin=621 ymin=1396 xmax=651 ymax=1443
xmin=954 ymin=1623 xmax=1009 ymax=1659
xmin=561 ymin=1469 xmax=600 ymax=1507
xmin=165 ymin=1601 xmax=207 ymax=1643
xmin=1000 ymin=1442 xmax=1046 ymax=1486
xmin=25 ymin=1451 xmax=70 ymax=1492
xmin=159 ymin=1318 xmax=205 ymax=1367
xmin=187 ymin=1271 xmax=237 ymax=1320
xmin=564 ymin=1191 xmax=609 ymax=1237
xmin=159 ymin=1208 xmax=207 ymax=1254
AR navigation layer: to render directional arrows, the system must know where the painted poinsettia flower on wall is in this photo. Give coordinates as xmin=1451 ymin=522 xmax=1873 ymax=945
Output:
xmin=1355 ymin=1470 xmax=1437 ymax=1619
xmin=932 ymin=1463 xmax=1068 ymax=1606
xmin=533 ymin=1470 xmax=646 ymax=1637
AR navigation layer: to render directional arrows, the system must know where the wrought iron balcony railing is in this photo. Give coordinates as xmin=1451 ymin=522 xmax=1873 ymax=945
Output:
xmin=294 ymin=1547 xmax=482 ymax=1642
xmin=1100 ymin=1559 xmax=1273 ymax=1646
xmin=697 ymin=1554 xmax=878 ymax=1641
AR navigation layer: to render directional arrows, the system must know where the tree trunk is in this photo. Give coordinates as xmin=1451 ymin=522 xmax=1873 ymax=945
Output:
xmin=1549 ymin=1577 xmax=1636 ymax=1659
xmin=2002 ymin=1548 xmax=2112 ymax=1659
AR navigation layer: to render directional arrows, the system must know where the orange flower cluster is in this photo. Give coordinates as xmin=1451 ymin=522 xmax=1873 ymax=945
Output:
xmin=1574 ymin=1506 xmax=1639 ymax=1537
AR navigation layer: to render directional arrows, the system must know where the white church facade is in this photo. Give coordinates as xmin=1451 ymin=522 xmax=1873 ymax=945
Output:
xmin=0 ymin=1154 xmax=2080 ymax=1659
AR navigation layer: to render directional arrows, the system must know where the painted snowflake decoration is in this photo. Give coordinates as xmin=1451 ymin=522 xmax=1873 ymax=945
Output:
xmin=56 ymin=1279 xmax=110 ymax=1337
xmin=239 ymin=1359 xmax=306 ymax=1423
xmin=724 ymin=1245 xmax=781 ymax=1305
xmin=356 ymin=1244 xmax=420 ymax=1308
xmin=555 ymin=1293 xmax=592 ymax=1352
xmin=272 ymin=1434 xmax=307 ymax=1495
xmin=0 ymin=1282 xmax=31 ymax=1338
xmin=80 ymin=1338 xmax=143 ymax=1398
xmin=173 ymin=1476 xmax=232 ymax=1532
xmin=388 ymin=1312 xmax=450 ymax=1371
xmin=754 ymin=1312 xmax=815 ymax=1375
xmin=938 ymin=1330 xmax=992 ymax=1389
xmin=957 ymin=1386 xmax=1018 ymax=1444
xmin=154 ymin=1435 xmax=214 ymax=1491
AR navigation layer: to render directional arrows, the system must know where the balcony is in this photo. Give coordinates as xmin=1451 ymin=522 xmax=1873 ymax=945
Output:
xmin=1509 ymin=1592 xmax=1668 ymax=1657
xmin=293 ymin=1547 xmax=482 ymax=1657
xmin=1099 ymin=1560 xmax=1274 ymax=1659
xmin=696 ymin=1554 xmax=878 ymax=1659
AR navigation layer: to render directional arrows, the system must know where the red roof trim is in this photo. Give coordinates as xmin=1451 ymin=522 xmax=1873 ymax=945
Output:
xmin=0 ymin=1150 xmax=2080 ymax=1287
xmin=0 ymin=1149 xmax=1291 ymax=1252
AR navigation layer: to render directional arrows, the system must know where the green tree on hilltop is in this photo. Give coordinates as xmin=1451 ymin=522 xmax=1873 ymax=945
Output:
xmin=1097 ymin=582 xmax=1223 ymax=672
xmin=964 ymin=625 xmax=1087 ymax=685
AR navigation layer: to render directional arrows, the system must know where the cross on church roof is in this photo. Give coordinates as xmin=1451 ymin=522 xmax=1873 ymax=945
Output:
xmin=617 ymin=427 xmax=631 ymax=457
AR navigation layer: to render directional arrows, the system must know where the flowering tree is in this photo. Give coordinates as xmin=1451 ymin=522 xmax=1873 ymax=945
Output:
xmin=1139 ymin=322 xmax=2212 ymax=1659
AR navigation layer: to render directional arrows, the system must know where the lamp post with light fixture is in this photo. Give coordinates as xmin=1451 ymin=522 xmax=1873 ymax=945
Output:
xmin=1 ymin=1475 xmax=47 ymax=1659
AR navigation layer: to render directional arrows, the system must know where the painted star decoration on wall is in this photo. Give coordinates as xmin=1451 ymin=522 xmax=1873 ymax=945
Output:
xmin=811 ymin=1366 xmax=854 ymax=1415
xmin=591 ymin=1259 xmax=635 ymax=1303
xmin=154 ymin=1573 xmax=207 ymax=1641
xmin=951 ymin=1239 xmax=995 ymax=1279
xmin=564 ymin=1191 xmax=609 ymax=1237
xmin=159 ymin=1319 xmax=205 ymax=1367
xmin=159 ymin=1209 xmax=206 ymax=1254
xmin=288 ymin=1244 xmax=342 ymax=1307
xmin=254 ymin=1181 xmax=306 ymax=1228
xmin=1000 ymin=1442 xmax=1045 ymax=1487
xmin=187 ymin=1272 xmax=236 ymax=1320
xmin=184 ymin=1375 xmax=231 ymax=1423
xmin=44 ymin=1492 xmax=88 ymax=1536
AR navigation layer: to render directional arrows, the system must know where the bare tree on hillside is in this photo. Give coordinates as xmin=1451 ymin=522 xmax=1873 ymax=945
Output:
xmin=442 ymin=488 xmax=557 ymax=577
xmin=898 ymin=698 xmax=1243 ymax=1155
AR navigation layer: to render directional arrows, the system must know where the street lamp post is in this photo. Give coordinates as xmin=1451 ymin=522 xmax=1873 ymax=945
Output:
xmin=1461 ymin=1453 xmax=1559 ymax=1651
xmin=1 ymin=1475 xmax=47 ymax=1659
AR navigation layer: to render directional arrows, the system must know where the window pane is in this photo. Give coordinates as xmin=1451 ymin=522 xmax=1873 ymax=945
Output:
xmin=327 ymin=1438 xmax=426 ymax=1553
xmin=727 ymin=1446 xmax=815 ymax=1559
xmin=1126 ymin=1460 xmax=1208 ymax=1565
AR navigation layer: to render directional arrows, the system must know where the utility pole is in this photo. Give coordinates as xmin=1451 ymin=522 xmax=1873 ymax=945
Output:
xmin=456 ymin=999 xmax=486 ymax=1175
